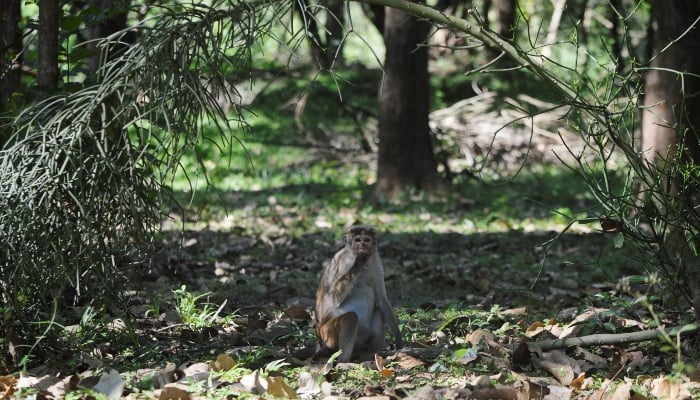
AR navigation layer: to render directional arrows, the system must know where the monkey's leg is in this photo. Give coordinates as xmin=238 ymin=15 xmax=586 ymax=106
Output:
xmin=366 ymin=310 xmax=386 ymax=353
xmin=337 ymin=312 xmax=359 ymax=362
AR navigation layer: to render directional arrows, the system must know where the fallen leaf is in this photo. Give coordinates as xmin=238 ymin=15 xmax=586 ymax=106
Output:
xmin=607 ymin=380 xmax=632 ymax=400
xmin=240 ymin=370 xmax=267 ymax=393
xmin=284 ymin=304 xmax=311 ymax=320
xmin=388 ymin=352 xmax=424 ymax=370
xmin=526 ymin=321 xmax=545 ymax=337
xmin=466 ymin=329 xmax=495 ymax=346
xmin=210 ymin=354 xmax=236 ymax=372
xmin=267 ymin=376 xmax=298 ymax=398
xmin=374 ymin=354 xmax=385 ymax=371
xmin=372 ymin=354 xmax=395 ymax=377
xmin=570 ymin=372 xmax=586 ymax=391
xmin=515 ymin=379 xmax=549 ymax=400
xmin=451 ymin=347 xmax=478 ymax=364
xmin=91 ymin=369 xmax=124 ymax=399
xmin=159 ymin=386 xmax=191 ymax=400
xmin=296 ymin=371 xmax=321 ymax=397
xmin=153 ymin=362 xmax=182 ymax=389
xmin=0 ymin=375 xmax=16 ymax=398
xmin=532 ymin=350 xmax=577 ymax=385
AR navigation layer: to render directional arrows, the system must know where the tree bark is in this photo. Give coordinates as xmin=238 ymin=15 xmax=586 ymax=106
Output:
xmin=84 ymin=0 xmax=131 ymax=77
xmin=641 ymin=0 xmax=700 ymax=172
xmin=37 ymin=0 xmax=59 ymax=93
xmin=641 ymin=1 xmax=700 ymax=321
xmin=375 ymin=5 xmax=439 ymax=200
xmin=0 ymin=0 xmax=22 ymax=111
xmin=492 ymin=0 xmax=515 ymax=39
xmin=525 ymin=324 xmax=697 ymax=352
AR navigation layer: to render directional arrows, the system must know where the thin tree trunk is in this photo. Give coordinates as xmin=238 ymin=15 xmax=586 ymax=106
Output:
xmin=323 ymin=0 xmax=345 ymax=68
xmin=85 ymin=0 xmax=131 ymax=77
xmin=375 ymin=5 xmax=439 ymax=201
xmin=0 ymin=0 xmax=22 ymax=111
xmin=37 ymin=0 xmax=59 ymax=93
xmin=541 ymin=0 xmax=566 ymax=59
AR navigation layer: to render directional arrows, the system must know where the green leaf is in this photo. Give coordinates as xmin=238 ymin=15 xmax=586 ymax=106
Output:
xmin=451 ymin=347 xmax=478 ymax=365
xmin=613 ymin=233 xmax=624 ymax=249
xmin=60 ymin=15 xmax=83 ymax=31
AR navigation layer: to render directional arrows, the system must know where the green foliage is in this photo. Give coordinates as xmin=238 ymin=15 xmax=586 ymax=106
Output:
xmin=172 ymin=285 xmax=232 ymax=330
xmin=0 ymin=0 xmax=292 ymax=367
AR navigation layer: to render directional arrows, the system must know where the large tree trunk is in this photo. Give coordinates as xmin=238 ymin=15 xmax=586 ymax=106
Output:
xmin=641 ymin=0 xmax=700 ymax=321
xmin=375 ymin=6 xmax=438 ymax=201
xmin=641 ymin=0 xmax=700 ymax=188
xmin=37 ymin=0 xmax=59 ymax=93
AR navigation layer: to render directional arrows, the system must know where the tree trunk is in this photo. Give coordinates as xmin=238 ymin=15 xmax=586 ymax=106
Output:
xmin=641 ymin=0 xmax=700 ymax=322
xmin=491 ymin=0 xmax=515 ymax=39
xmin=641 ymin=0 xmax=700 ymax=185
xmin=375 ymin=5 xmax=438 ymax=201
xmin=37 ymin=0 xmax=59 ymax=93
xmin=85 ymin=0 xmax=131 ymax=77
xmin=323 ymin=0 xmax=345 ymax=68
xmin=0 ymin=0 xmax=22 ymax=112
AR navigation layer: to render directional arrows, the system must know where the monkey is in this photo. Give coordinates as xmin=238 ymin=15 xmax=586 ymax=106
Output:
xmin=315 ymin=225 xmax=404 ymax=362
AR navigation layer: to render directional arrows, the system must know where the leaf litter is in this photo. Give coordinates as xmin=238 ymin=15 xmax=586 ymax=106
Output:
xmin=6 ymin=96 xmax=700 ymax=398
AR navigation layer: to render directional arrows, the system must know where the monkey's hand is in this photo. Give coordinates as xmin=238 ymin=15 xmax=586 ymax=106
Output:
xmin=350 ymin=252 xmax=370 ymax=274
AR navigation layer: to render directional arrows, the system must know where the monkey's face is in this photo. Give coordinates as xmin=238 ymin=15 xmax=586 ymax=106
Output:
xmin=351 ymin=233 xmax=374 ymax=256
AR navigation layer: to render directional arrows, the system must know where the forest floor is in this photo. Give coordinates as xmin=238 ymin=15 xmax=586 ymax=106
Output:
xmin=9 ymin=74 xmax=700 ymax=399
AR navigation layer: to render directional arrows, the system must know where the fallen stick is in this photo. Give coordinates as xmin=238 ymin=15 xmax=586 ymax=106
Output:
xmin=527 ymin=324 xmax=698 ymax=352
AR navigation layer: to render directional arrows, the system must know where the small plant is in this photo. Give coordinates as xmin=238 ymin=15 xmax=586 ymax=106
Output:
xmin=172 ymin=285 xmax=228 ymax=330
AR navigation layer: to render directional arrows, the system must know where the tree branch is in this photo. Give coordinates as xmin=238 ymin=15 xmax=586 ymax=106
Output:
xmin=527 ymin=324 xmax=698 ymax=352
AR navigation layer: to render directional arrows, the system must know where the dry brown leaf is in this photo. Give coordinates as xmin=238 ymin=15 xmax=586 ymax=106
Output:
xmin=18 ymin=374 xmax=78 ymax=399
xmin=525 ymin=321 xmax=545 ymax=338
xmin=240 ymin=370 xmax=267 ymax=393
xmin=514 ymin=379 xmax=549 ymax=400
xmin=284 ymin=304 xmax=311 ymax=320
xmin=500 ymin=307 xmax=528 ymax=316
xmin=374 ymin=354 xmax=395 ymax=377
xmin=531 ymin=350 xmax=579 ymax=386
xmin=296 ymin=371 xmax=321 ymax=397
xmin=570 ymin=372 xmax=586 ymax=391
xmin=546 ymin=385 xmax=573 ymax=400
xmin=512 ymin=341 xmax=530 ymax=365
xmin=374 ymin=354 xmax=385 ymax=371
xmin=210 ymin=354 xmax=236 ymax=372
xmin=606 ymin=380 xmax=632 ymax=400
xmin=159 ymin=386 xmax=191 ymax=400
xmin=0 ymin=375 xmax=16 ymax=398
xmin=648 ymin=376 xmax=685 ymax=399
xmin=90 ymin=369 xmax=124 ymax=399
xmin=180 ymin=362 xmax=209 ymax=377
xmin=153 ymin=362 xmax=181 ymax=389
xmin=466 ymin=329 xmax=495 ymax=345
xmin=387 ymin=352 xmax=425 ymax=370
xmin=558 ymin=308 xmax=608 ymax=338
xmin=267 ymin=376 xmax=298 ymax=398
